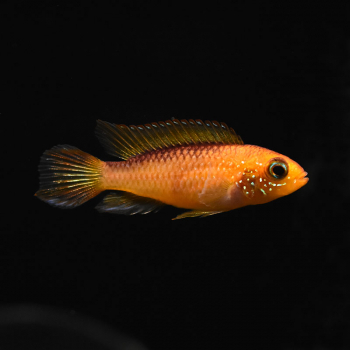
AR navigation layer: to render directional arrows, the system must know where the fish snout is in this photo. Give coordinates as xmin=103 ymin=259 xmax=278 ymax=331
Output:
xmin=297 ymin=171 xmax=309 ymax=185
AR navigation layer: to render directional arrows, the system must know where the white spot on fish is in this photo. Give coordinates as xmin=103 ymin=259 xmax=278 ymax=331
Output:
xmin=241 ymin=161 xmax=245 ymax=164
xmin=239 ymin=180 xmax=242 ymax=183
xmin=260 ymin=188 xmax=267 ymax=195
xmin=269 ymin=188 xmax=272 ymax=191
xmin=259 ymin=178 xmax=262 ymax=182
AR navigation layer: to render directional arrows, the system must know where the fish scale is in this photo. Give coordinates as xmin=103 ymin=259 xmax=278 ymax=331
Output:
xmin=101 ymin=145 xmax=225 ymax=209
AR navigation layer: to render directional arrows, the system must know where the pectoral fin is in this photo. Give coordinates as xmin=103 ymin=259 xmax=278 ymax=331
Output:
xmin=198 ymin=172 xmax=232 ymax=209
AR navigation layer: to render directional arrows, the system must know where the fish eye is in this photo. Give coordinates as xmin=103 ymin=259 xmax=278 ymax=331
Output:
xmin=267 ymin=158 xmax=288 ymax=179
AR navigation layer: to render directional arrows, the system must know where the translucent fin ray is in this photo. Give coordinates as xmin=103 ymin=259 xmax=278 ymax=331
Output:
xmin=96 ymin=192 xmax=164 ymax=215
xmin=172 ymin=210 xmax=223 ymax=220
xmin=95 ymin=119 xmax=243 ymax=160
xmin=35 ymin=145 xmax=104 ymax=208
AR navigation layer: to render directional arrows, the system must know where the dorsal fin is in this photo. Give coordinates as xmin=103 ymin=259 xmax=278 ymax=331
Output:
xmin=95 ymin=119 xmax=243 ymax=160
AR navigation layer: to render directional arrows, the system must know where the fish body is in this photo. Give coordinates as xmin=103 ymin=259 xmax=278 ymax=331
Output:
xmin=36 ymin=119 xmax=308 ymax=219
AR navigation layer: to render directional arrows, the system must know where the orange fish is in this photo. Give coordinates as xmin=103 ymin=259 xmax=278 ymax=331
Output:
xmin=35 ymin=119 xmax=308 ymax=219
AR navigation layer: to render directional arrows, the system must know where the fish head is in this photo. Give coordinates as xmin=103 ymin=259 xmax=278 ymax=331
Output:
xmin=231 ymin=146 xmax=308 ymax=205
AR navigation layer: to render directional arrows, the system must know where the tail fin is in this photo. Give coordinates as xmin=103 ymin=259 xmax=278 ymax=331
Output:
xmin=35 ymin=145 xmax=104 ymax=208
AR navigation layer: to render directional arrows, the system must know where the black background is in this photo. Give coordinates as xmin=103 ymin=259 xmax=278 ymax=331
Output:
xmin=4 ymin=2 xmax=350 ymax=349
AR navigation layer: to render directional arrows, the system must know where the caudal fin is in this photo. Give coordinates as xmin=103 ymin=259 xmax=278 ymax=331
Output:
xmin=35 ymin=145 xmax=104 ymax=208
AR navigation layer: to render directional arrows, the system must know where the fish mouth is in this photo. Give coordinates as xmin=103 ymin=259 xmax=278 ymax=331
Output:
xmin=298 ymin=171 xmax=309 ymax=183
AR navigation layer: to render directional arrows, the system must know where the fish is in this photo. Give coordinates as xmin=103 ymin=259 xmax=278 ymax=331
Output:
xmin=35 ymin=119 xmax=309 ymax=220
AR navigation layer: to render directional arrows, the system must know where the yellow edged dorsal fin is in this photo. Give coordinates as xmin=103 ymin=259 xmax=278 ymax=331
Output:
xmin=95 ymin=119 xmax=243 ymax=160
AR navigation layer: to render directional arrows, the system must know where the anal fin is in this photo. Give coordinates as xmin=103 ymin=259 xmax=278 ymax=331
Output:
xmin=172 ymin=210 xmax=223 ymax=220
xmin=96 ymin=191 xmax=164 ymax=215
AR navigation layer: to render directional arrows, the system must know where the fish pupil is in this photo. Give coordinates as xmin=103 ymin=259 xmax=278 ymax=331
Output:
xmin=272 ymin=165 xmax=285 ymax=177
